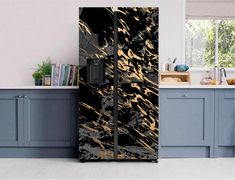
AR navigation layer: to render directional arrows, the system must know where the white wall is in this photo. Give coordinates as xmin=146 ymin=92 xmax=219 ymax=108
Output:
xmin=0 ymin=0 xmax=185 ymax=86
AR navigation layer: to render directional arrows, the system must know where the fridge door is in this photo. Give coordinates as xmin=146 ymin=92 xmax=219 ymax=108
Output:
xmin=117 ymin=7 xmax=159 ymax=160
xmin=78 ymin=7 xmax=115 ymax=160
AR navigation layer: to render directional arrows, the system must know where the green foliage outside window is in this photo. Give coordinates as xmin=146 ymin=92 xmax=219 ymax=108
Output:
xmin=186 ymin=20 xmax=235 ymax=68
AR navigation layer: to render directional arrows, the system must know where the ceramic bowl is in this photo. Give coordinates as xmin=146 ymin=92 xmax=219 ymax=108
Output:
xmin=226 ymin=78 xmax=235 ymax=85
xmin=174 ymin=65 xmax=189 ymax=72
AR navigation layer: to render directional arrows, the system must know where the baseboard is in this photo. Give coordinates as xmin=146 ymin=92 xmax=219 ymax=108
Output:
xmin=0 ymin=147 xmax=77 ymax=158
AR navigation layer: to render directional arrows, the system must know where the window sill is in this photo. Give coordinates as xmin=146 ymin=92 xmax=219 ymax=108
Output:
xmin=189 ymin=67 xmax=235 ymax=72
xmin=189 ymin=67 xmax=211 ymax=71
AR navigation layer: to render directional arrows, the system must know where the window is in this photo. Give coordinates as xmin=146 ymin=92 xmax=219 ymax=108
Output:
xmin=185 ymin=19 xmax=235 ymax=68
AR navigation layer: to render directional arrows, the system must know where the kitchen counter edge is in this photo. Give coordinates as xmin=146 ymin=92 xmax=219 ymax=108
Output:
xmin=0 ymin=86 xmax=79 ymax=90
xmin=159 ymin=85 xmax=235 ymax=89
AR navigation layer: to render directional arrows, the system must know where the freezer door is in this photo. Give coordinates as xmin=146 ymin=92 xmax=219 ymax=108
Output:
xmin=78 ymin=7 xmax=115 ymax=160
xmin=117 ymin=7 xmax=159 ymax=160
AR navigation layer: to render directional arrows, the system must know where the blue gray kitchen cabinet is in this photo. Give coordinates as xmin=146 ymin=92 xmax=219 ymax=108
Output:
xmin=159 ymin=89 xmax=214 ymax=158
xmin=0 ymin=94 xmax=24 ymax=146
xmin=23 ymin=92 xmax=77 ymax=147
xmin=215 ymin=89 xmax=235 ymax=157
xmin=0 ymin=89 xmax=78 ymax=158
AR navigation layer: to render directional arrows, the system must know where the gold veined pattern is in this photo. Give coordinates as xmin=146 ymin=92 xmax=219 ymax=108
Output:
xmin=117 ymin=7 xmax=158 ymax=160
xmin=78 ymin=7 xmax=159 ymax=161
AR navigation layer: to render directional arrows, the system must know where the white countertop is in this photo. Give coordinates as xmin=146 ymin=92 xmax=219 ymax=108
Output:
xmin=0 ymin=86 xmax=79 ymax=90
xmin=159 ymin=85 xmax=235 ymax=89
xmin=0 ymin=85 xmax=234 ymax=89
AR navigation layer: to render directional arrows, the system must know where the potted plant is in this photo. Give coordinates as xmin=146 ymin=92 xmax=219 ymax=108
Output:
xmin=39 ymin=58 xmax=52 ymax=86
xmin=40 ymin=58 xmax=52 ymax=76
xmin=32 ymin=58 xmax=52 ymax=86
xmin=32 ymin=70 xmax=43 ymax=86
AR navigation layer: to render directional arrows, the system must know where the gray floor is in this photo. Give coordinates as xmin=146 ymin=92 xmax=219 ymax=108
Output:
xmin=0 ymin=158 xmax=234 ymax=179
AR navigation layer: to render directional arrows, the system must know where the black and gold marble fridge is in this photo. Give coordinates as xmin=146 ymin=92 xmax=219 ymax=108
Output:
xmin=78 ymin=7 xmax=159 ymax=162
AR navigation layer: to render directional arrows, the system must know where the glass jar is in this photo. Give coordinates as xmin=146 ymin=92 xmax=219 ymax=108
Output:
xmin=200 ymin=71 xmax=212 ymax=85
xmin=43 ymin=75 xmax=51 ymax=86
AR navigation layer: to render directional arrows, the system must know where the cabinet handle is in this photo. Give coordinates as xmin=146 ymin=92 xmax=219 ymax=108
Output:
xmin=16 ymin=95 xmax=23 ymax=98
xmin=15 ymin=95 xmax=28 ymax=99
xmin=183 ymin=94 xmax=188 ymax=97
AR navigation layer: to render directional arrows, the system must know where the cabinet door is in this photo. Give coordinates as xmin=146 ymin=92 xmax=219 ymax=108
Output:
xmin=0 ymin=94 xmax=23 ymax=146
xmin=23 ymin=93 xmax=77 ymax=147
xmin=160 ymin=89 xmax=213 ymax=158
xmin=215 ymin=90 xmax=235 ymax=157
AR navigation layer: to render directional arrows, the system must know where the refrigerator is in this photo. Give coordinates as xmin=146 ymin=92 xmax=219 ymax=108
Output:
xmin=78 ymin=7 xmax=159 ymax=162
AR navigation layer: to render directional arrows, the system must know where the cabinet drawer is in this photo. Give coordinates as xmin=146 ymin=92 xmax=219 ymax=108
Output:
xmin=166 ymin=90 xmax=210 ymax=99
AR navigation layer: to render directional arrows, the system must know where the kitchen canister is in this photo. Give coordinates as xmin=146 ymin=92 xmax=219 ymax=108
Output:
xmin=162 ymin=63 xmax=169 ymax=71
xmin=168 ymin=63 xmax=175 ymax=71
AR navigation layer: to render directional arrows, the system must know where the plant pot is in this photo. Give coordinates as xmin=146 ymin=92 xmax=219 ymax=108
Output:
xmin=34 ymin=79 xmax=42 ymax=86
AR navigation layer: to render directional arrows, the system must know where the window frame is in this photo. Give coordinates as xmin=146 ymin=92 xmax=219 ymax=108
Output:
xmin=185 ymin=19 xmax=235 ymax=70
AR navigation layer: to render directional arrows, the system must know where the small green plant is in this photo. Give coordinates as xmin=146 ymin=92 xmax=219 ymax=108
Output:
xmin=39 ymin=58 xmax=52 ymax=76
xmin=32 ymin=70 xmax=42 ymax=80
xmin=32 ymin=57 xmax=52 ymax=80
